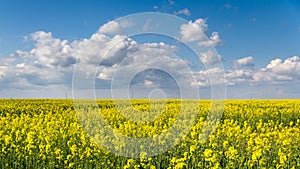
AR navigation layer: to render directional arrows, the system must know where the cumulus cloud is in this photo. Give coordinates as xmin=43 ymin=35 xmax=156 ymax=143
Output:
xmin=266 ymin=58 xmax=283 ymax=69
xmin=180 ymin=18 xmax=222 ymax=47
xmin=198 ymin=32 xmax=222 ymax=47
xmin=7 ymin=26 xmax=190 ymax=96
xmin=174 ymin=8 xmax=191 ymax=16
xmin=72 ymin=33 xmax=137 ymax=66
xmin=191 ymin=67 xmax=225 ymax=87
xmin=0 ymin=31 xmax=76 ymax=90
xmin=234 ymin=56 xmax=254 ymax=68
xmin=97 ymin=65 xmax=118 ymax=80
xmin=96 ymin=42 xmax=189 ymax=90
xmin=180 ymin=18 xmax=208 ymax=42
xmin=98 ymin=21 xmax=123 ymax=35
xmin=2 ymin=17 xmax=299 ymax=98
xmin=95 ymin=41 xmax=179 ymax=82
xmin=191 ymin=56 xmax=300 ymax=87
xmin=0 ymin=62 xmax=66 ymax=90
xmin=4 ymin=27 xmax=300 ymax=94
xmin=199 ymin=49 xmax=222 ymax=66
xmin=226 ymin=69 xmax=254 ymax=85
xmin=2 ymin=25 xmax=186 ymax=93
xmin=264 ymin=56 xmax=300 ymax=79
xmin=234 ymin=56 xmax=300 ymax=83
xmin=29 ymin=31 xmax=76 ymax=68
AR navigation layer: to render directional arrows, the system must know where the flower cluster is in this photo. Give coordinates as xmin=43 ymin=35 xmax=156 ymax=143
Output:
xmin=0 ymin=99 xmax=299 ymax=168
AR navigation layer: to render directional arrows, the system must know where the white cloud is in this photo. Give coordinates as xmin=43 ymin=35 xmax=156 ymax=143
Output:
xmin=0 ymin=31 xmax=76 ymax=90
xmin=16 ymin=63 xmax=26 ymax=68
xmin=199 ymin=49 xmax=222 ymax=66
xmin=180 ymin=18 xmax=208 ymax=42
xmin=266 ymin=58 xmax=282 ymax=69
xmin=97 ymin=65 xmax=117 ymax=80
xmin=234 ymin=56 xmax=254 ymax=68
xmin=238 ymin=56 xmax=300 ymax=83
xmin=191 ymin=67 xmax=225 ymax=87
xmin=252 ymin=70 xmax=293 ymax=82
xmin=180 ymin=18 xmax=222 ymax=47
xmin=0 ymin=66 xmax=6 ymax=78
xmin=174 ymin=8 xmax=191 ymax=16
xmin=198 ymin=32 xmax=222 ymax=47
xmin=226 ymin=69 xmax=254 ymax=85
xmin=5 ymin=28 xmax=300 ymax=98
xmin=2 ymin=17 xmax=299 ymax=98
xmin=265 ymin=56 xmax=300 ymax=78
xmin=10 ymin=50 xmax=28 ymax=59
xmin=29 ymin=31 xmax=75 ymax=68
xmin=191 ymin=56 xmax=300 ymax=87
xmin=96 ymin=42 xmax=182 ymax=83
xmin=98 ymin=21 xmax=123 ymax=35
xmin=144 ymin=80 xmax=159 ymax=88
xmin=72 ymin=33 xmax=137 ymax=66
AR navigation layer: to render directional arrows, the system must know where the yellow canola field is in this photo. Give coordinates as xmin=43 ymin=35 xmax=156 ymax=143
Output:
xmin=0 ymin=99 xmax=299 ymax=168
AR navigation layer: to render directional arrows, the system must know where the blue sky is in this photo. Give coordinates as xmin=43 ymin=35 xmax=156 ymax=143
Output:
xmin=0 ymin=0 xmax=299 ymax=99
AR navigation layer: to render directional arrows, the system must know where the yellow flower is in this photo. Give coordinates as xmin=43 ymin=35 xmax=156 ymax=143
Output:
xmin=174 ymin=162 xmax=186 ymax=169
xmin=225 ymin=146 xmax=238 ymax=160
xmin=223 ymin=140 xmax=229 ymax=148
xmin=204 ymin=149 xmax=213 ymax=158
xmin=190 ymin=145 xmax=197 ymax=154
xmin=278 ymin=149 xmax=287 ymax=164
xmin=68 ymin=162 xmax=75 ymax=168
xmin=252 ymin=149 xmax=262 ymax=162
xmin=70 ymin=144 xmax=77 ymax=155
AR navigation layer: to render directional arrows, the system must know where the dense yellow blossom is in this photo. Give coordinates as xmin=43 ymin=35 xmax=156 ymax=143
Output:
xmin=0 ymin=99 xmax=299 ymax=168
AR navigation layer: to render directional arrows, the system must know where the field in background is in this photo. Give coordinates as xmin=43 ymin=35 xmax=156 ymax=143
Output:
xmin=0 ymin=99 xmax=300 ymax=168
